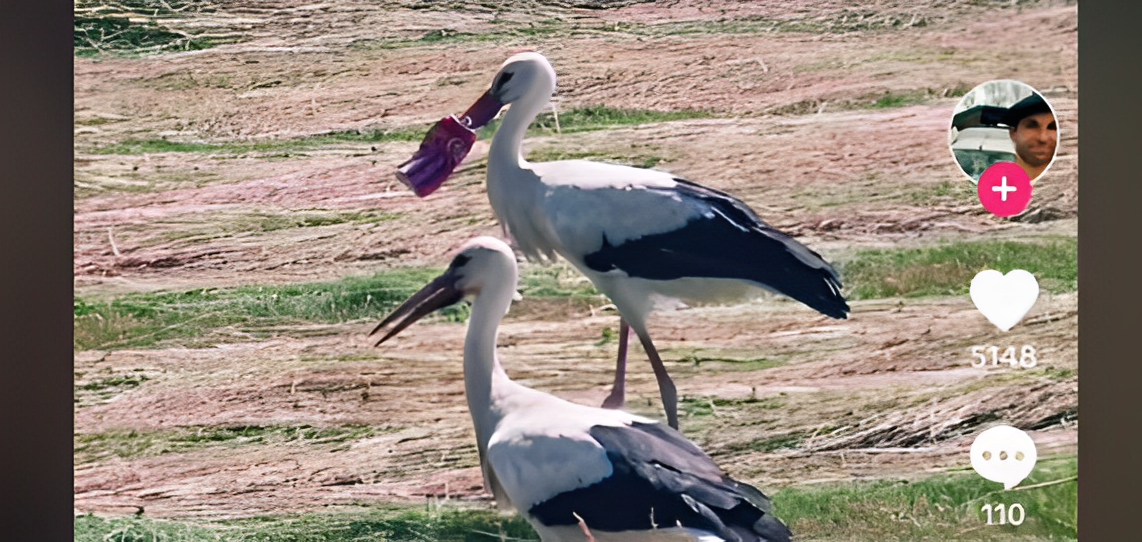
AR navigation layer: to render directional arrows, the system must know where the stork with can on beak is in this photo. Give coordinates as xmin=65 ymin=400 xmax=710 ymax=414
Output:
xmin=395 ymin=52 xmax=849 ymax=429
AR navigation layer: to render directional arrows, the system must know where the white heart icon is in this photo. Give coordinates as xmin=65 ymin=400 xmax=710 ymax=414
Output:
xmin=970 ymin=269 xmax=1040 ymax=332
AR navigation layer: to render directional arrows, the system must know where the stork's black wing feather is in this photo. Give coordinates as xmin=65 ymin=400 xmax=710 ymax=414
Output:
xmin=583 ymin=178 xmax=849 ymax=319
xmin=528 ymin=422 xmax=792 ymax=542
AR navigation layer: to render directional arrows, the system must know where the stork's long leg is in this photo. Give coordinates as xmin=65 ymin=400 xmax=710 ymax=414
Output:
xmin=635 ymin=331 xmax=679 ymax=430
xmin=600 ymin=318 xmax=630 ymax=410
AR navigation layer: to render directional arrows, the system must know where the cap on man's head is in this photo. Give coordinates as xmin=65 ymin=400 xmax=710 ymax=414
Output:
xmin=1004 ymin=93 xmax=1053 ymax=128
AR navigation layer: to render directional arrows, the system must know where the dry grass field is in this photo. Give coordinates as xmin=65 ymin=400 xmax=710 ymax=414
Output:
xmin=74 ymin=1 xmax=1077 ymax=540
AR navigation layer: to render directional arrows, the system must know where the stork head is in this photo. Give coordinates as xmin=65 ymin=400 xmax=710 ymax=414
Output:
xmin=369 ymin=237 xmax=518 ymax=346
xmin=486 ymin=52 xmax=557 ymax=105
xmin=395 ymin=52 xmax=556 ymax=197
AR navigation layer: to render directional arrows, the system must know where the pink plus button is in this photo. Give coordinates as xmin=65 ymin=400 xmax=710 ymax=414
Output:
xmin=977 ymin=162 xmax=1032 ymax=217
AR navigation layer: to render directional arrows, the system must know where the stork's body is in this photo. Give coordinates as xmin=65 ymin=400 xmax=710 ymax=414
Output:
xmin=371 ymin=237 xmax=792 ymax=542
xmin=398 ymin=52 xmax=849 ymax=429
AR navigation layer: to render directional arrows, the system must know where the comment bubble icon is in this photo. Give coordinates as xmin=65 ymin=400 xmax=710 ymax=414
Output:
xmin=970 ymin=425 xmax=1037 ymax=490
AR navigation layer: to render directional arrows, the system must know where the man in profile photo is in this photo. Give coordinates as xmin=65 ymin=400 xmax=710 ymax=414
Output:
xmin=1005 ymin=93 xmax=1058 ymax=181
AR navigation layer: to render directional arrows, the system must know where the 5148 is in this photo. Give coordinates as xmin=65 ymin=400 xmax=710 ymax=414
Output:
xmin=970 ymin=345 xmax=1037 ymax=368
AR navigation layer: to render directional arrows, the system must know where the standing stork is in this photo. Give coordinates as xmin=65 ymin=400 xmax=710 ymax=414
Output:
xmin=396 ymin=52 xmax=849 ymax=429
xmin=370 ymin=236 xmax=792 ymax=542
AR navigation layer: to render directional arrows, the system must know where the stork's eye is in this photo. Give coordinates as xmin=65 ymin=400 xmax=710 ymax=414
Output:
xmin=494 ymin=71 xmax=514 ymax=91
xmin=450 ymin=254 xmax=472 ymax=268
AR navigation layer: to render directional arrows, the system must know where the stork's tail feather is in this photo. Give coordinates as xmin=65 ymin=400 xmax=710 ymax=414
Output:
xmin=751 ymin=512 xmax=794 ymax=542
xmin=777 ymin=264 xmax=849 ymax=320
xmin=719 ymin=479 xmax=793 ymax=542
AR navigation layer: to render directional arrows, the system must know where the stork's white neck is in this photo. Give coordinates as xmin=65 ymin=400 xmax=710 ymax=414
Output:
xmin=488 ymin=86 xmax=550 ymax=175
xmin=462 ymin=265 xmax=518 ymax=453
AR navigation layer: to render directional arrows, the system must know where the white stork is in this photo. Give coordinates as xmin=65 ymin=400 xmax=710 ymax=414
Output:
xmin=370 ymin=236 xmax=793 ymax=542
xmin=396 ymin=52 xmax=849 ymax=429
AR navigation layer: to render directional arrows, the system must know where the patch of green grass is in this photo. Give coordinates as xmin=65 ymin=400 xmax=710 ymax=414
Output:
xmin=74 ymin=1 xmax=232 ymax=57
xmin=75 ymin=424 xmax=382 ymax=463
xmin=678 ymin=353 xmax=786 ymax=372
xmin=478 ymin=106 xmax=714 ymax=140
xmin=92 ymin=127 xmax=429 ymax=156
xmin=414 ymin=28 xmax=489 ymax=44
xmin=322 ymin=128 xmax=432 ymax=144
xmin=143 ymin=210 xmax=399 ymax=247
xmin=722 ymin=431 xmax=808 ymax=453
xmin=233 ymin=507 xmax=537 ymax=542
xmin=852 ymin=87 xmax=975 ymax=110
xmin=681 ymin=395 xmax=788 ymax=420
xmin=90 ymin=109 xmax=705 ymax=157
xmin=75 ymin=514 xmax=219 ymax=542
xmin=75 ymin=168 xmax=227 ymax=199
xmin=772 ymin=87 xmax=956 ymax=116
xmin=76 ymin=115 xmax=125 ymax=126
xmin=517 ymin=262 xmax=602 ymax=299
xmin=595 ymin=326 xmax=618 ymax=346
xmin=867 ymin=90 xmax=931 ymax=109
xmin=945 ymin=82 xmax=974 ymax=98
xmin=75 ymin=16 xmax=215 ymax=57
xmin=74 ymin=370 xmax=156 ymax=407
xmin=256 ymin=210 xmax=399 ymax=232
xmin=352 ymin=18 xmax=607 ymax=50
xmin=354 ymin=7 xmax=961 ymax=53
xmin=842 ymin=239 xmax=1077 ymax=300
xmin=73 ymin=457 xmax=1076 ymax=541
xmin=299 ymin=352 xmax=382 ymax=363
xmin=1026 ymin=366 xmax=1077 ymax=381
xmin=621 ymin=11 xmax=935 ymax=39
xmin=142 ymin=71 xmax=240 ymax=91
xmin=79 ymin=373 xmax=150 ymax=392
xmin=93 ymin=139 xmax=222 ymax=154
xmin=905 ymin=180 xmax=975 ymax=205
xmin=749 ymin=433 xmax=807 ymax=453
xmin=75 ymin=506 xmax=539 ymax=542
xmin=773 ymin=455 xmax=1077 ymax=540
xmin=403 ymin=12 xmax=933 ymax=47
xmin=526 ymin=148 xmax=665 ymax=169
xmin=538 ymin=106 xmax=714 ymax=133
xmin=73 ymin=268 xmax=464 ymax=350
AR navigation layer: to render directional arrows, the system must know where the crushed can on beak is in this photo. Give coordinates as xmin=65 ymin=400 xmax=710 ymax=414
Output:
xmin=395 ymin=92 xmax=503 ymax=197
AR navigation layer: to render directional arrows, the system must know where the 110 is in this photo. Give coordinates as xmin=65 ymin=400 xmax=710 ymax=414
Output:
xmin=981 ymin=503 xmax=1026 ymax=526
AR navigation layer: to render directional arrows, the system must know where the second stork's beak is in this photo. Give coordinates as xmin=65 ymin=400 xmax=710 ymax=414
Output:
xmin=395 ymin=91 xmax=504 ymax=197
xmin=368 ymin=271 xmax=465 ymax=346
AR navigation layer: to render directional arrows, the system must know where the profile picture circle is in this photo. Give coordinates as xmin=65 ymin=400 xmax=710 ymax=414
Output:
xmin=948 ymin=80 xmax=1059 ymax=184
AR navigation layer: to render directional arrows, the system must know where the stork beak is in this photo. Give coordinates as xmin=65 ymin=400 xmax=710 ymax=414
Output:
xmin=368 ymin=271 xmax=465 ymax=346
xmin=395 ymin=91 xmax=504 ymax=197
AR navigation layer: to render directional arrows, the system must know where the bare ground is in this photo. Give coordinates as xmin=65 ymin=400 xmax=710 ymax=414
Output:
xmin=74 ymin=0 xmax=1078 ymax=522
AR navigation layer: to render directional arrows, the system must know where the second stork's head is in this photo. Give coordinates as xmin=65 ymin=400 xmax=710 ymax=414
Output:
xmin=369 ymin=236 xmax=518 ymax=346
